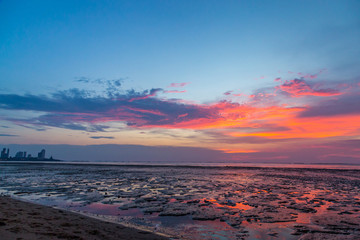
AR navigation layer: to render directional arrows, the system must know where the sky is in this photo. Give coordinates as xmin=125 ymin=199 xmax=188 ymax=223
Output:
xmin=1 ymin=0 xmax=360 ymax=163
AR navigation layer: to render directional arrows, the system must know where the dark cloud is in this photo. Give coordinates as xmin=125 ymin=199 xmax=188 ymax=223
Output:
xmin=0 ymin=133 xmax=18 ymax=137
xmin=15 ymin=124 xmax=47 ymax=132
xmin=74 ymin=77 xmax=91 ymax=83
xmin=74 ymin=77 xmax=125 ymax=98
xmin=8 ymin=114 xmax=110 ymax=132
xmin=0 ymin=94 xmax=61 ymax=112
xmin=52 ymin=88 xmax=93 ymax=99
xmin=90 ymin=136 xmax=115 ymax=139
xmin=299 ymin=94 xmax=360 ymax=117
xmin=0 ymin=87 xmax=215 ymax=132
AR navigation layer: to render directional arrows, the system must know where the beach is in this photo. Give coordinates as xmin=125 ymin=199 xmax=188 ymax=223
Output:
xmin=0 ymin=196 xmax=168 ymax=240
xmin=1 ymin=163 xmax=360 ymax=239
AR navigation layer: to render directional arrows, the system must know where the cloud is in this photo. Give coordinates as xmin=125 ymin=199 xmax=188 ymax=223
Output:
xmin=276 ymin=78 xmax=342 ymax=97
xmin=299 ymin=93 xmax=360 ymax=117
xmin=0 ymin=133 xmax=18 ymax=137
xmin=0 ymin=87 xmax=215 ymax=131
xmin=1 ymin=75 xmax=360 ymax=154
xmin=167 ymin=82 xmax=191 ymax=88
xmin=74 ymin=77 xmax=91 ymax=83
xmin=128 ymin=88 xmax=163 ymax=102
xmin=74 ymin=77 xmax=125 ymax=97
xmin=90 ymin=136 xmax=115 ymax=139
xmin=163 ymin=90 xmax=186 ymax=93
xmin=201 ymin=124 xmax=296 ymax=144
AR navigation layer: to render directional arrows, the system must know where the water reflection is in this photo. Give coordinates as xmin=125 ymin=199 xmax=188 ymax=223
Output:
xmin=0 ymin=163 xmax=359 ymax=239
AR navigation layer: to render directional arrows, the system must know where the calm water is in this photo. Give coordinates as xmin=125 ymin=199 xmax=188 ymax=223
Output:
xmin=1 ymin=162 xmax=360 ymax=239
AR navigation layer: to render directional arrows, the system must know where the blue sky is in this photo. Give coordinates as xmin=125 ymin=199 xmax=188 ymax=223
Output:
xmin=2 ymin=0 xmax=359 ymax=98
xmin=1 ymin=0 xmax=360 ymax=162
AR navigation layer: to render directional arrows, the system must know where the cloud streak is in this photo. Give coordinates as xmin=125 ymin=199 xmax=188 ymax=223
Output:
xmin=167 ymin=82 xmax=191 ymax=88
xmin=90 ymin=136 xmax=115 ymax=139
xmin=0 ymin=134 xmax=18 ymax=137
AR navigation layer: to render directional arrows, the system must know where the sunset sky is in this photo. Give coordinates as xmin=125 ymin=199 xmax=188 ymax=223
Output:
xmin=1 ymin=0 xmax=360 ymax=163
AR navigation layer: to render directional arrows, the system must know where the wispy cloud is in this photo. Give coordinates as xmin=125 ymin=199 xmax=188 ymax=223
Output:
xmin=0 ymin=133 xmax=18 ymax=137
xmin=90 ymin=136 xmax=115 ymax=139
xmin=163 ymin=90 xmax=187 ymax=93
xmin=167 ymin=82 xmax=191 ymax=88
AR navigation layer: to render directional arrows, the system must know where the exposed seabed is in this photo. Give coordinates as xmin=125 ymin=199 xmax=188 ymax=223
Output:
xmin=1 ymin=163 xmax=359 ymax=239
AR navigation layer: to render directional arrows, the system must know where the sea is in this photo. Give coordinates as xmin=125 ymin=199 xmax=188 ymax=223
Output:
xmin=1 ymin=161 xmax=360 ymax=240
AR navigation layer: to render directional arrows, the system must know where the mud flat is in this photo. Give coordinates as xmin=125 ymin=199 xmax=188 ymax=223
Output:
xmin=0 ymin=196 xmax=168 ymax=240
xmin=1 ymin=163 xmax=360 ymax=239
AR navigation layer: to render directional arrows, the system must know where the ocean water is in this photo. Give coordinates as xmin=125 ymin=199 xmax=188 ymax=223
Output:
xmin=0 ymin=162 xmax=359 ymax=239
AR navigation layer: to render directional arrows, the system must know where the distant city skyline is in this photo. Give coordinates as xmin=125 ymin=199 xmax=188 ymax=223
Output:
xmin=1 ymin=1 xmax=360 ymax=163
xmin=1 ymin=147 xmax=47 ymax=160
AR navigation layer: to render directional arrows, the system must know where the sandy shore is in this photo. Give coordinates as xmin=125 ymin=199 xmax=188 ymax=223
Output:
xmin=0 ymin=196 xmax=169 ymax=240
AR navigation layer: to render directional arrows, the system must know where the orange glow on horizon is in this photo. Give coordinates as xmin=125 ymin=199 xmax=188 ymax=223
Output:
xmin=218 ymin=149 xmax=259 ymax=154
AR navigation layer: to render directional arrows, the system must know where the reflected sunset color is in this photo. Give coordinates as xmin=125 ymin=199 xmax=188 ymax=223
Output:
xmin=1 ymin=1 xmax=360 ymax=239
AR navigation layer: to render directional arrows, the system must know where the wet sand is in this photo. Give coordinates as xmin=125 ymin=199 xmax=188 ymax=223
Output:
xmin=0 ymin=196 xmax=169 ymax=240
xmin=1 ymin=164 xmax=360 ymax=239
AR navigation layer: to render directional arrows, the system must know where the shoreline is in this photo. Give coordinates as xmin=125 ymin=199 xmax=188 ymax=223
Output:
xmin=0 ymin=196 xmax=170 ymax=240
xmin=2 ymin=161 xmax=360 ymax=170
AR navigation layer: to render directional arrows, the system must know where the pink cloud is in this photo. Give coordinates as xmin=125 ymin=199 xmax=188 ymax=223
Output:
xmin=277 ymin=79 xmax=342 ymax=97
xmin=167 ymin=82 xmax=191 ymax=88
xmin=223 ymin=91 xmax=233 ymax=96
xmin=164 ymin=90 xmax=187 ymax=93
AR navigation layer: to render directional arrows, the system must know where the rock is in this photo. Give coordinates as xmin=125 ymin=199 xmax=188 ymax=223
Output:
xmin=192 ymin=208 xmax=220 ymax=221
xmin=142 ymin=206 xmax=164 ymax=214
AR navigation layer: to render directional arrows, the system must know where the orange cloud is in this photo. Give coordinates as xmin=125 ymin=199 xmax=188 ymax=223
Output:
xmin=218 ymin=149 xmax=258 ymax=154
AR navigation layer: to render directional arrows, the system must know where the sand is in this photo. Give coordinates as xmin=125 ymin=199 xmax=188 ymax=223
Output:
xmin=0 ymin=196 xmax=169 ymax=240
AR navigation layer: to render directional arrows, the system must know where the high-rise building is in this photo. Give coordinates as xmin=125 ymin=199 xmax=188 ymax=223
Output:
xmin=1 ymin=148 xmax=6 ymax=159
xmin=1 ymin=148 xmax=10 ymax=159
xmin=38 ymin=149 xmax=46 ymax=159
xmin=15 ymin=151 xmax=25 ymax=158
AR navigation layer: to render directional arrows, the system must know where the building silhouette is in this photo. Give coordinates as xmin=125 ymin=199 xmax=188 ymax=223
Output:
xmin=15 ymin=151 xmax=25 ymax=158
xmin=1 ymin=148 xmax=9 ymax=159
xmin=38 ymin=149 xmax=46 ymax=160
xmin=0 ymin=147 xmax=58 ymax=161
